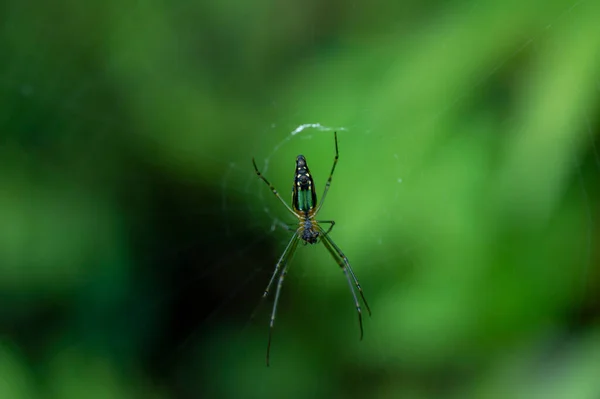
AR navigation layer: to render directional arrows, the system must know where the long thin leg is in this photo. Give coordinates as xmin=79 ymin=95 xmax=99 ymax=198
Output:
xmin=322 ymin=234 xmax=371 ymax=316
xmin=246 ymin=232 xmax=298 ymax=333
xmin=319 ymin=231 xmax=371 ymax=340
xmin=263 ymin=232 xmax=299 ymax=299
xmin=315 ymin=132 xmax=339 ymax=214
xmin=253 ymin=158 xmax=299 ymax=218
xmin=317 ymin=220 xmax=336 ymax=236
xmin=266 ymin=235 xmax=300 ymax=366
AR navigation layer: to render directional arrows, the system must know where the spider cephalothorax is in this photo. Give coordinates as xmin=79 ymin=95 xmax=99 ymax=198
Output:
xmin=300 ymin=218 xmax=320 ymax=244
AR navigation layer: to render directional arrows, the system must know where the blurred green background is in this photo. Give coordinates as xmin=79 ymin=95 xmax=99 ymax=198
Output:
xmin=1 ymin=0 xmax=600 ymax=398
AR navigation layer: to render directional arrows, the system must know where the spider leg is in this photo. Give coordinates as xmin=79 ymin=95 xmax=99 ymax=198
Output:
xmin=315 ymin=132 xmax=339 ymax=214
xmin=266 ymin=233 xmax=300 ymax=366
xmin=252 ymin=158 xmax=300 ymax=218
xmin=263 ymin=231 xmax=299 ymax=299
xmin=319 ymin=230 xmax=371 ymax=341
xmin=316 ymin=220 xmax=335 ymax=236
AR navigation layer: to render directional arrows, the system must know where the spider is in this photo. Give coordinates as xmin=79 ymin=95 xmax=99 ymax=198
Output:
xmin=252 ymin=132 xmax=371 ymax=366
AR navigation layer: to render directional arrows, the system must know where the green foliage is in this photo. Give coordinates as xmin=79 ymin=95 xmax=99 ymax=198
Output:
xmin=1 ymin=0 xmax=599 ymax=398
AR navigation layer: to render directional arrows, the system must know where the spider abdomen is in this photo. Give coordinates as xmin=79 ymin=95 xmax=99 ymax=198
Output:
xmin=292 ymin=155 xmax=317 ymax=213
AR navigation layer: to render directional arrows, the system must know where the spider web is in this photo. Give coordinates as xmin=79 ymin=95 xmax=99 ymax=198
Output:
xmin=1 ymin=0 xmax=600 ymax=398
